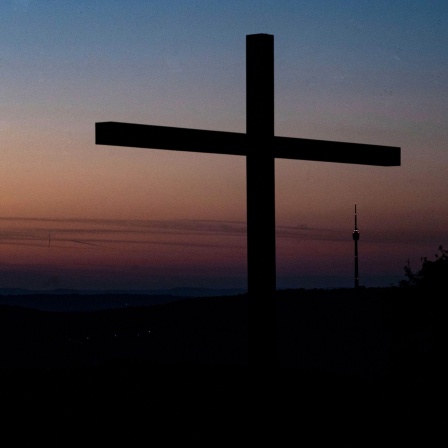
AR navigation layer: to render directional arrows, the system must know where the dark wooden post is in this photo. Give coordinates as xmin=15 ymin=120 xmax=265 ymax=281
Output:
xmin=246 ymin=34 xmax=277 ymax=369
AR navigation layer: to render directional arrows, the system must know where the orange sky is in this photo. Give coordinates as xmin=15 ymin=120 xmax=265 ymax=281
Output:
xmin=1 ymin=2 xmax=447 ymax=290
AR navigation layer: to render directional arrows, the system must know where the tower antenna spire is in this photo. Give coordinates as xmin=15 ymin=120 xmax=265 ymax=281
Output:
xmin=352 ymin=204 xmax=360 ymax=288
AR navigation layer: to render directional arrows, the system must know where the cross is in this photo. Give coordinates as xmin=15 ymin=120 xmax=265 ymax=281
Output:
xmin=95 ymin=34 xmax=400 ymax=370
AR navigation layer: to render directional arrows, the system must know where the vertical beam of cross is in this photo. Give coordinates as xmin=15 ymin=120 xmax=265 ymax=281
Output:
xmin=246 ymin=34 xmax=277 ymax=369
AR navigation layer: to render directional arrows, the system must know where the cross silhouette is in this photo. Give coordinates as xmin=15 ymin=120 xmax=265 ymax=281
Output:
xmin=95 ymin=34 xmax=400 ymax=370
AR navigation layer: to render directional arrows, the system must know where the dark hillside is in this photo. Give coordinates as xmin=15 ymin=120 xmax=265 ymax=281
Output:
xmin=0 ymin=288 xmax=441 ymax=444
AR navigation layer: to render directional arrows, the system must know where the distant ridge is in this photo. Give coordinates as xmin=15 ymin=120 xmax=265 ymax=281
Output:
xmin=0 ymin=287 xmax=247 ymax=312
xmin=0 ymin=287 xmax=246 ymax=297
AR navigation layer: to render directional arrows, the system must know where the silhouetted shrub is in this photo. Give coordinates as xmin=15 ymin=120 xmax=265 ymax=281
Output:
xmin=400 ymin=245 xmax=448 ymax=289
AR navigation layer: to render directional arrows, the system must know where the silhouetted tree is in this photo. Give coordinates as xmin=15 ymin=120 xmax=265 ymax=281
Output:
xmin=400 ymin=245 xmax=448 ymax=289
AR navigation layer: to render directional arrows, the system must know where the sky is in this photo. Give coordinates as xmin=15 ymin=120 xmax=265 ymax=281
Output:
xmin=0 ymin=0 xmax=447 ymax=291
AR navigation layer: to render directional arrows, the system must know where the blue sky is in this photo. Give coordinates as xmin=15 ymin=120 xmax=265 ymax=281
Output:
xmin=0 ymin=1 xmax=447 ymax=290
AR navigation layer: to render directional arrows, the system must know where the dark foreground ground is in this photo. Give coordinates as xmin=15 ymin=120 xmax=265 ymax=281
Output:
xmin=0 ymin=288 xmax=443 ymax=445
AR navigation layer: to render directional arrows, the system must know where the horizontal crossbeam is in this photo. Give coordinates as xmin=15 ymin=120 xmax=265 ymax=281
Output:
xmin=96 ymin=122 xmax=400 ymax=166
xmin=96 ymin=122 xmax=247 ymax=156
xmin=274 ymin=135 xmax=400 ymax=166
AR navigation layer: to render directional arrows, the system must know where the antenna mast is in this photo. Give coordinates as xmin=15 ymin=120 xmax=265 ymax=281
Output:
xmin=352 ymin=204 xmax=360 ymax=288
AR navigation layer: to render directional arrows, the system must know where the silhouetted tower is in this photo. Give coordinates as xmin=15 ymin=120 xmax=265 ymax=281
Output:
xmin=352 ymin=204 xmax=360 ymax=288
